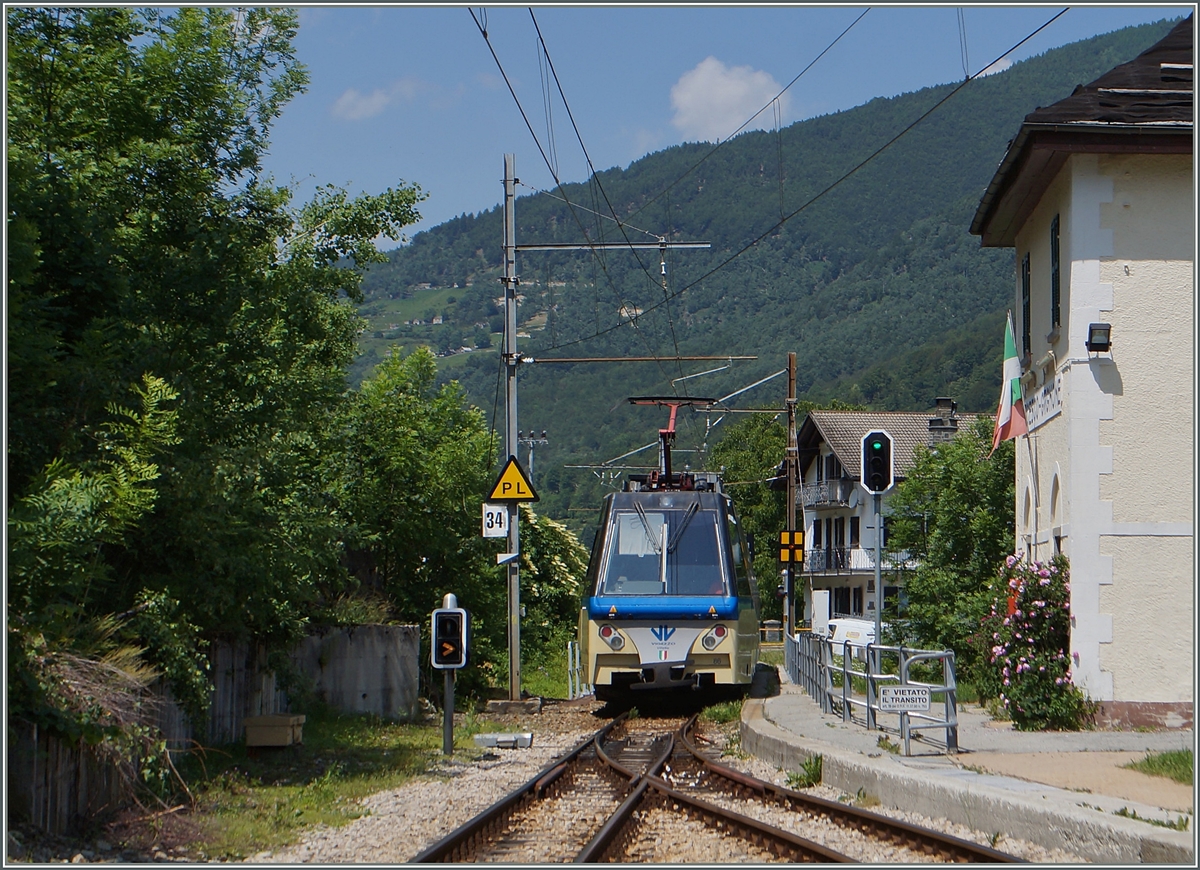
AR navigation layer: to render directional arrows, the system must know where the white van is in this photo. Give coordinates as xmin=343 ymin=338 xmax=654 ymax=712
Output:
xmin=826 ymin=618 xmax=884 ymax=660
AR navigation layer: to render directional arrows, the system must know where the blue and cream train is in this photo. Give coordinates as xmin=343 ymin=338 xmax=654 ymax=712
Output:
xmin=578 ymin=398 xmax=761 ymax=701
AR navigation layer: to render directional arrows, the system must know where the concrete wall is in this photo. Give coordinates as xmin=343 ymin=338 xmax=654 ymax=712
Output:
xmin=1012 ymin=152 xmax=1194 ymax=717
xmin=291 ymin=624 xmax=420 ymax=721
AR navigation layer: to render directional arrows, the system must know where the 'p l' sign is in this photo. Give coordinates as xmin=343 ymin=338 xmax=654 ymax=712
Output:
xmin=487 ymin=456 xmax=539 ymax=503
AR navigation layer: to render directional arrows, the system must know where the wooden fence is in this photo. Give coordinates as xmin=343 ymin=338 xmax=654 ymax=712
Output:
xmin=7 ymin=720 xmax=129 ymax=837
xmin=8 ymin=625 xmax=419 ymax=836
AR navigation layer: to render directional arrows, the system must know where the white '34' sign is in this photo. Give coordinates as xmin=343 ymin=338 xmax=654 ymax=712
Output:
xmin=482 ymin=503 xmax=509 ymax=538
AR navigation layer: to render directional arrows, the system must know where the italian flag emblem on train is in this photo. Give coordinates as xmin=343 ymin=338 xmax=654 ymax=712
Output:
xmin=990 ymin=311 xmax=1028 ymax=455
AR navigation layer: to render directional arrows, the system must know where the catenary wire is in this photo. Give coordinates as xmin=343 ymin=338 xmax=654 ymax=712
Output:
xmin=527 ymin=8 xmax=687 ymax=387
xmin=468 ymin=7 xmax=677 ymax=389
xmin=626 ymin=7 xmax=871 ymax=225
xmin=521 ymin=183 xmax=661 ymax=241
xmin=545 ymin=7 xmax=1070 ymax=353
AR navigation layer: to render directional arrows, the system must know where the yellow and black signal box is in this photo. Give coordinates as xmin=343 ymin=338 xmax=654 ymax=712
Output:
xmin=778 ymin=530 xmax=804 ymax=565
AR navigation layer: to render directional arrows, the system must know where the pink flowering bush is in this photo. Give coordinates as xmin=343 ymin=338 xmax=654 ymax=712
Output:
xmin=977 ymin=553 xmax=1094 ymax=730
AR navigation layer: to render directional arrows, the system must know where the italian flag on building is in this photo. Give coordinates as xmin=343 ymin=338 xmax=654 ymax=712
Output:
xmin=990 ymin=311 xmax=1028 ymax=455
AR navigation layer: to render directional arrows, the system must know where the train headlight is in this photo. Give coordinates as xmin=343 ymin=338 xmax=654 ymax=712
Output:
xmin=599 ymin=624 xmax=625 ymax=650
xmin=701 ymin=624 xmax=728 ymax=651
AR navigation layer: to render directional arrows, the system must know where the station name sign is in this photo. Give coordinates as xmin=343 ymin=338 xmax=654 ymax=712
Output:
xmin=1024 ymin=372 xmax=1062 ymax=432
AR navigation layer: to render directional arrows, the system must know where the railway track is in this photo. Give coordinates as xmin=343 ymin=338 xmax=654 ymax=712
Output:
xmin=410 ymin=714 xmax=1026 ymax=863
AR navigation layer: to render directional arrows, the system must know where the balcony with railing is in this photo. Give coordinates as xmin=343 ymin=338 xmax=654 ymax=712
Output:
xmin=803 ymin=547 xmax=917 ymax=575
xmin=801 ymin=477 xmax=855 ymax=509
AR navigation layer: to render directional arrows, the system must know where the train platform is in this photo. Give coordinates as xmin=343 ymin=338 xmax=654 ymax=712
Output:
xmin=740 ymin=669 xmax=1195 ymax=863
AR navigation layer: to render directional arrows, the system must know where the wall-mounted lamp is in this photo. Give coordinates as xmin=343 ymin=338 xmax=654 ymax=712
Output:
xmin=1085 ymin=322 xmax=1112 ymax=354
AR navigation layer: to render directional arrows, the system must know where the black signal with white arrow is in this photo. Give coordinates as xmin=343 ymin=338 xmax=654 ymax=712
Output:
xmin=431 ymin=602 xmax=468 ymax=669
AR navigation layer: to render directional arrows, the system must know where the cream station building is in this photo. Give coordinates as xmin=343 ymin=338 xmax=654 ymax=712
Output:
xmin=971 ymin=17 xmax=1194 ymax=728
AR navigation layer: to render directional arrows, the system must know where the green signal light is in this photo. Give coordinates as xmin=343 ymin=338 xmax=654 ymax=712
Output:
xmin=872 ymin=441 xmax=882 ymax=450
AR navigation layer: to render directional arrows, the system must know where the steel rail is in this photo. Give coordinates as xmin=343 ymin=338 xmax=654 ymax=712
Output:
xmin=641 ymin=776 xmax=857 ymax=863
xmin=676 ymin=716 xmax=1026 ymax=863
xmin=407 ymin=713 xmax=627 ymax=863
xmin=575 ymin=729 xmax=677 ymax=863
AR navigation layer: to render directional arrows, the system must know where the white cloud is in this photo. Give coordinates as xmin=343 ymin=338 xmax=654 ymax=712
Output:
xmin=670 ymin=57 xmax=790 ymax=142
xmin=978 ymin=56 xmax=1013 ymax=78
xmin=331 ymin=78 xmax=422 ymax=121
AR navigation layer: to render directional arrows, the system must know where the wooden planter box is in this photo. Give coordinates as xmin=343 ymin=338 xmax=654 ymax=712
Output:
xmin=244 ymin=714 xmax=306 ymax=747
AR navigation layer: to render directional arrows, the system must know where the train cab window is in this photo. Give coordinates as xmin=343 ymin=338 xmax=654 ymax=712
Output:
xmin=726 ymin=509 xmax=758 ymax=609
xmin=599 ymin=508 xmax=727 ymax=596
xmin=600 ymin=511 xmax=665 ymax=595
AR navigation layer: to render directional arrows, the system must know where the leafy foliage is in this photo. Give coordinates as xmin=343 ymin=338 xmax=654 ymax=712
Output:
xmin=884 ymin=417 xmax=1014 ymax=684
xmin=6 ymin=7 xmax=424 ymax=737
xmin=706 ymin=414 xmax=787 ymax=621
xmin=978 ymin=554 xmax=1095 ymax=731
xmin=704 ymin=402 xmax=866 ymax=622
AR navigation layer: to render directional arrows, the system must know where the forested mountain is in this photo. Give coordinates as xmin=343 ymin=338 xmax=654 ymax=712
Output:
xmin=354 ymin=20 xmax=1177 ymax=533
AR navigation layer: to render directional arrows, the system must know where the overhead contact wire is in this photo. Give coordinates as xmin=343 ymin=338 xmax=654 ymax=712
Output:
xmin=627 ymin=7 xmax=871 ymax=224
xmin=468 ymin=8 xmax=675 ymax=387
xmin=528 ymin=8 xmax=687 ymax=389
xmin=546 ymin=7 xmax=1070 ymax=352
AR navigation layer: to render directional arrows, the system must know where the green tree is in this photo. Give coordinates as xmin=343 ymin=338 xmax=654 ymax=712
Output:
xmin=517 ymin=505 xmax=588 ymax=651
xmin=706 ymin=414 xmax=788 ymax=622
xmin=885 ymin=416 xmax=1015 ymax=684
xmin=335 ymin=348 xmax=500 ymax=691
xmin=7 ymin=7 xmax=425 ymax=727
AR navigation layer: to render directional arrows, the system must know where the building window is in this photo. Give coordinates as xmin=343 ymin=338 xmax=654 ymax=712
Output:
xmin=825 ymin=454 xmax=841 ymax=480
xmin=812 ymin=518 xmax=822 ymax=549
xmin=833 ymin=587 xmax=851 ymax=617
xmin=852 ymin=586 xmax=863 ymax=616
xmin=833 ymin=516 xmax=846 ymax=569
xmin=1050 ymin=214 xmax=1061 ymax=330
xmin=849 ymin=516 xmax=860 ymax=548
xmin=1021 ymin=252 xmax=1031 ymax=357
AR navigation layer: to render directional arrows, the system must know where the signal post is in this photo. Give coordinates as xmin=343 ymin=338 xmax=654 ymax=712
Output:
xmin=860 ymin=431 xmax=894 ymax=730
xmin=431 ymin=593 xmax=468 ymax=755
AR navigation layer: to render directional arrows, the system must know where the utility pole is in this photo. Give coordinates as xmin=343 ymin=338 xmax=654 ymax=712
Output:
xmin=502 ymin=154 xmax=521 ymax=702
xmin=498 ymin=153 xmax=710 ymax=702
xmin=785 ymin=352 xmax=799 ymax=635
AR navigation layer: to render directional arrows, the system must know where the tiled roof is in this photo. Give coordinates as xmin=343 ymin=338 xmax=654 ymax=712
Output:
xmin=972 ymin=15 xmax=1193 ymax=245
xmin=1027 ymin=16 xmax=1193 ymax=128
xmin=798 ymin=410 xmax=982 ymax=481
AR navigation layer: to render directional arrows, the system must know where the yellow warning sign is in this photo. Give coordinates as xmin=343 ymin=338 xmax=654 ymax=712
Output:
xmin=488 ymin=455 xmax=539 ymax=502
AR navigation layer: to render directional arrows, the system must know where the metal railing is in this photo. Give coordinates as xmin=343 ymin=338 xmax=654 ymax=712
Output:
xmin=566 ymin=641 xmax=592 ymax=700
xmin=804 ymin=547 xmax=918 ymax=574
xmin=786 ymin=631 xmax=957 ymax=755
xmin=800 ymin=478 xmax=855 ymax=508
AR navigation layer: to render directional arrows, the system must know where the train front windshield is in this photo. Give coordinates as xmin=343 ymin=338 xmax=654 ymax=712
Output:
xmin=598 ymin=506 xmax=728 ymax=596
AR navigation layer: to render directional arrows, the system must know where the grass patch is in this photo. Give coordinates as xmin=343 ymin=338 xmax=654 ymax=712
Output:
xmin=700 ymin=699 xmax=743 ymax=725
xmin=852 ymin=786 xmax=880 ymax=808
xmin=173 ymin=702 xmax=508 ymax=860
xmin=786 ymin=754 xmax=823 ymax=788
xmin=1113 ymin=807 xmax=1190 ymax=831
xmin=757 ymin=648 xmax=785 ymax=667
xmin=955 ymin=681 xmax=979 ymax=705
xmin=876 ymin=734 xmax=900 ymax=754
xmin=1123 ymin=749 xmax=1193 ymax=785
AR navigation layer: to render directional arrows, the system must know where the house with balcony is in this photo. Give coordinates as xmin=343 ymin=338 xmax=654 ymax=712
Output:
xmin=797 ymin=400 xmax=976 ymax=624
xmin=970 ymin=16 xmax=1193 ymax=728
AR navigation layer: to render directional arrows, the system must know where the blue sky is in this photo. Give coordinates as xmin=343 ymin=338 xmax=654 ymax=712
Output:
xmin=261 ymin=5 xmax=1191 ymax=241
